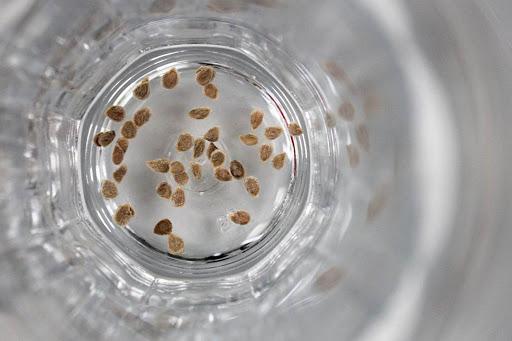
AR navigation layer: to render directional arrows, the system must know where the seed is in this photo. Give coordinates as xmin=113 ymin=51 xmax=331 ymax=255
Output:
xmin=204 ymin=126 xmax=219 ymax=142
xmin=338 ymin=102 xmax=355 ymax=121
xmin=150 ymin=0 xmax=176 ymax=13
xmin=154 ymin=218 xmax=173 ymax=235
xmin=229 ymin=160 xmax=245 ymax=179
xmin=325 ymin=112 xmax=336 ymax=128
xmin=264 ymin=126 xmax=283 ymax=140
xmin=176 ymin=133 xmax=193 ymax=151
xmin=113 ymin=164 xmax=128 ymax=183
xmin=133 ymin=77 xmax=150 ymax=100
xmin=156 ymin=181 xmax=172 ymax=199
xmin=174 ymin=171 xmax=189 ymax=186
xmin=244 ymin=176 xmax=260 ymax=197
xmin=93 ymin=130 xmax=116 ymax=147
xmin=315 ymin=267 xmax=343 ymax=291
xmin=288 ymin=122 xmax=303 ymax=136
xmin=170 ymin=161 xmax=185 ymax=175
xmin=214 ymin=167 xmax=232 ymax=181
xmin=116 ymin=138 xmax=129 ymax=153
xmin=193 ymin=138 xmax=206 ymax=158
xmin=105 ymin=105 xmax=125 ymax=122
xmin=168 ymin=233 xmax=184 ymax=255
xmin=121 ymin=120 xmax=137 ymax=139
xmin=112 ymin=145 xmax=124 ymax=165
xmin=207 ymin=143 xmax=218 ymax=159
xmin=346 ymin=145 xmax=360 ymax=168
xmin=146 ymin=159 xmax=170 ymax=173
xmin=272 ymin=152 xmax=286 ymax=170
xmin=171 ymin=187 xmax=185 ymax=207
xmin=203 ymin=83 xmax=218 ymax=99
xmin=101 ymin=180 xmax=118 ymax=199
xmin=259 ymin=144 xmax=272 ymax=162
xmin=250 ymin=110 xmax=264 ymax=129
xmin=162 ymin=68 xmax=179 ymax=89
xmin=195 ymin=66 xmax=215 ymax=86
xmin=114 ymin=203 xmax=135 ymax=226
xmin=356 ymin=124 xmax=370 ymax=151
xmin=240 ymin=134 xmax=258 ymax=146
xmin=190 ymin=162 xmax=202 ymax=180
xmin=229 ymin=210 xmax=250 ymax=225
xmin=210 ymin=150 xmax=225 ymax=167
xmin=133 ymin=107 xmax=151 ymax=127
xmin=188 ymin=107 xmax=211 ymax=120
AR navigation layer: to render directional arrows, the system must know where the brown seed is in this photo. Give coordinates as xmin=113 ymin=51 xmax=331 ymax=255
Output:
xmin=188 ymin=107 xmax=211 ymax=120
xmin=133 ymin=77 xmax=150 ymax=100
xmin=240 ymin=134 xmax=258 ymax=146
xmin=116 ymin=137 xmax=129 ymax=153
xmin=210 ymin=150 xmax=225 ymax=167
xmin=214 ymin=167 xmax=232 ymax=181
xmin=101 ymin=180 xmax=118 ymax=199
xmin=133 ymin=107 xmax=151 ymax=127
xmin=113 ymin=164 xmax=128 ymax=183
xmin=338 ymin=102 xmax=355 ymax=121
xmin=315 ymin=267 xmax=344 ymax=291
xmin=176 ymin=133 xmax=193 ymax=151
xmin=121 ymin=120 xmax=137 ymax=139
xmin=150 ymin=0 xmax=176 ymax=13
xmin=204 ymin=126 xmax=219 ymax=142
xmin=193 ymin=138 xmax=206 ymax=158
xmin=195 ymin=66 xmax=215 ymax=86
xmin=168 ymin=233 xmax=184 ymax=255
xmin=272 ymin=152 xmax=286 ymax=170
xmin=259 ymin=144 xmax=273 ymax=162
xmin=171 ymin=187 xmax=185 ymax=207
xmin=229 ymin=160 xmax=245 ymax=179
xmin=105 ymin=105 xmax=125 ymax=122
xmin=114 ymin=203 xmax=135 ymax=226
xmin=244 ymin=176 xmax=260 ymax=197
xmin=203 ymin=83 xmax=218 ymax=99
xmin=154 ymin=218 xmax=173 ymax=235
xmin=288 ymin=122 xmax=303 ymax=136
xmin=264 ymin=126 xmax=283 ymax=140
xmin=229 ymin=210 xmax=250 ymax=225
xmin=250 ymin=110 xmax=264 ymax=129
xmin=346 ymin=145 xmax=360 ymax=168
xmin=93 ymin=130 xmax=116 ymax=147
xmin=190 ymin=162 xmax=202 ymax=180
xmin=112 ymin=145 xmax=124 ymax=165
xmin=146 ymin=159 xmax=170 ymax=173
xmin=356 ymin=124 xmax=370 ymax=151
xmin=174 ymin=171 xmax=189 ymax=186
xmin=169 ymin=161 xmax=185 ymax=175
xmin=207 ymin=143 xmax=218 ymax=159
xmin=325 ymin=112 xmax=336 ymax=128
xmin=162 ymin=68 xmax=179 ymax=89
xmin=156 ymin=181 xmax=172 ymax=199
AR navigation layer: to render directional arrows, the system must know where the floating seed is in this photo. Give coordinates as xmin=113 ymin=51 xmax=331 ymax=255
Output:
xmin=162 ymin=68 xmax=179 ymax=89
xmin=150 ymin=0 xmax=176 ymax=13
xmin=146 ymin=159 xmax=170 ymax=173
xmin=188 ymin=107 xmax=211 ymax=120
xmin=229 ymin=160 xmax=245 ymax=179
xmin=288 ymin=122 xmax=303 ymax=136
xmin=264 ymin=126 xmax=283 ymax=140
xmin=113 ymin=164 xmax=128 ymax=183
xmin=240 ymin=134 xmax=258 ymax=146
xmin=170 ymin=161 xmax=185 ymax=175
xmin=259 ymin=144 xmax=273 ymax=162
xmin=193 ymin=138 xmax=206 ymax=158
xmin=174 ymin=171 xmax=189 ymax=186
xmin=203 ymin=83 xmax=218 ymax=99
xmin=250 ymin=110 xmax=264 ymax=129
xmin=195 ymin=66 xmax=215 ymax=86
xmin=214 ymin=167 xmax=232 ymax=181
xmin=207 ymin=143 xmax=218 ymax=159
xmin=168 ymin=233 xmax=184 ymax=255
xmin=315 ymin=267 xmax=343 ymax=292
xmin=105 ymin=105 xmax=125 ymax=122
xmin=154 ymin=218 xmax=173 ymax=235
xmin=171 ymin=187 xmax=185 ymax=207
xmin=112 ymin=145 xmax=124 ymax=165
xmin=346 ymin=145 xmax=360 ymax=168
xmin=210 ymin=150 xmax=225 ymax=167
xmin=133 ymin=77 xmax=150 ymax=100
xmin=121 ymin=120 xmax=137 ymax=139
xmin=114 ymin=203 xmax=135 ymax=226
xmin=116 ymin=137 xmax=129 ymax=153
xmin=101 ymin=180 xmax=118 ymax=199
xmin=133 ymin=107 xmax=151 ymax=127
xmin=356 ymin=124 xmax=370 ymax=151
xmin=156 ymin=181 xmax=172 ymax=199
xmin=244 ymin=176 xmax=260 ymax=197
xmin=338 ymin=102 xmax=355 ymax=121
xmin=204 ymin=126 xmax=219 ymax=142
xmin=229 ymin=210 xmax=250 ymax=225
xmin=176 ymin=133 xmax=193 ymax=151
xmin=272 ymin=152 xmax=286 ymax=170
xmin=191 ymin=162 xmax=202 ymax=180
xmin=93 ymin=130 xmax=116 ymax=147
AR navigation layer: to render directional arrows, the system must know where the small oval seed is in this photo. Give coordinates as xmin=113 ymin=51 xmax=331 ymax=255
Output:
xmin=346 ymin=145 xmax=360 ymax=168
xmin=260 ymin=144 xmax=273 ymax=162
xmin=114 ymin=203 xmax=135 ymax=226
xmin=154 ymin=219 xmax=173 ymax=235
xmin=250 ymin=110 xmax=264 ymax=129
xmin=203 ymin=83 xmax=218 ymax=99
xmin=338 ymin=102 xmax=355 ymax=121
xmin=174 ymin=171 xmax=189 ymax=186
xmin=240 ymin=134 xmax=258 ymax=146
xmin=116 ymin=138 xmax=129 ymax=153
xmin=204 ymin=126 xmax=219 ymax=142
xmin=264 ymin=126 xmax=283 ymax=140
xmin=195 ymin=66 xmax=215 ymax=86
xmin=229 ymin=160 xmax=245 ymax=179
xmin=356 ymin=124 xmax=370 ymax=151
xmin=168 ymin=233 xmax=184 ymax=255
xmin=210 ymin=150 xmax=225 ymax=167
xmin=121 ymin=120 xmax=137 ymax=139
xmin=156 ymin=181 xmax=172 ymax=199
xmin=189 ymin=107 xmax=211 ymax=120
xmin=146 ymin=159 xmax=170 ymax=173
xmin=171 ymin=187 xmax=185 ymax=207
xmin=207 ymin=143 xmax=218 ymax=159
xmin=193 ymin=138 xmax=206 ymax=158
xmin=288 ymin=122 xmax=303 ymax=136
xmin=101 ymin=180 xmax=118 ymax=199
xmin=94 ymin=130 xmax=116 ymax=147
xmin=105 ymin=105 xmax=125 ymax=122
xmin=113 ymin=164 xmax=128 ymax=183
xmin=133 ymin=77 xmax=150 ymax=100
xmin=170 ymin=161 xmax=185 ymax=175
xmin=229 ymin=210 xmax=250 ymax=225
xmin=133 ymin=107 xmax=151 ymax=127
xmin=176 ymin=133 xmax=193 ymax=151
xmin=244 ymin=176 xmax=260 ymax=197
xmin=112 ymin=145 xmax=124 ymax=165
xmin=191 ymin=162 xmax=202 ymax=180
xmin=162 ymin=68 xmax=179 ymax=89
xmin=272 ymin=152 xmax=286 ymax=170
xmin=214 ymin=167 xmax=232 ymax=181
